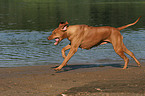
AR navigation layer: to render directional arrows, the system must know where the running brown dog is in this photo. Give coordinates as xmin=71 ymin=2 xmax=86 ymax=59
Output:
xmin=48 ymin=17 xmax=141 ymax=71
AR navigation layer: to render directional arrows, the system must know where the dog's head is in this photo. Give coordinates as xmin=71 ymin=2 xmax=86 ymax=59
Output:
xmin=48 ymin=21 xmax=69 ymax=45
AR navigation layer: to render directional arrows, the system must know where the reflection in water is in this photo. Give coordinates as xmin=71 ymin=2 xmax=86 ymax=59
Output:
xmin=0 ymin=0 xmax=145 ymax=67
xmin=0 ymin=0 xmax=145 ymax=31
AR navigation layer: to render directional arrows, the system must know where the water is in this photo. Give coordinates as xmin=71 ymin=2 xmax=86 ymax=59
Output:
xmin=0 ymin=0 xmax=145 ymax=67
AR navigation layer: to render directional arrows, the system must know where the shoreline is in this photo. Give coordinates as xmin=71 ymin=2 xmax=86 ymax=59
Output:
xmin=0 ymin=63 xmax=144 ymax=96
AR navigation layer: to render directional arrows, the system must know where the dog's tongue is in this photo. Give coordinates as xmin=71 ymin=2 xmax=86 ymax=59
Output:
xmin=54 ymin=38 xmax=59 ymax=45
xmin=55 ymin=38 xmax=59 ymax=42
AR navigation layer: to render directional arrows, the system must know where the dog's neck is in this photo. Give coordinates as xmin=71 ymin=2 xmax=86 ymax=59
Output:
xmin=62 ymin=31 xmax=68 ymax=39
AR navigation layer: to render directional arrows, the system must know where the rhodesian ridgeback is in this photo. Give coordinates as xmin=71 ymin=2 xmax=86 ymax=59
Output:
xmin=48 ymin=17 xmax=141 ymax=71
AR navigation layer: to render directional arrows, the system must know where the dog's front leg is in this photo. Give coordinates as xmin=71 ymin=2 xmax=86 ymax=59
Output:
xmin=61 ymin=44 xmax=71 ymax=59
xmin=54 ymin=47 xmax=78 ymax=71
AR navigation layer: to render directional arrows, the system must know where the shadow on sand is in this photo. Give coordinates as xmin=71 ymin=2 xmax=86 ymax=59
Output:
xmin=52 ymin=63 xmax=138 ymax=73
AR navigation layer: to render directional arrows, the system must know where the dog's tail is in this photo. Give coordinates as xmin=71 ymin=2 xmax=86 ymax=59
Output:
xmin=117 ymin=16 xmax=141 ymax=31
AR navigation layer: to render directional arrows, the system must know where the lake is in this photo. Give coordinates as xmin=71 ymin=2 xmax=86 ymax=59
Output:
xmin=0 ymin=0 xmax=145 ymax=67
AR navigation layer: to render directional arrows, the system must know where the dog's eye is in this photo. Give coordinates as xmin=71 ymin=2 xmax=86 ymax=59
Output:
xmin=53 ymin=32 xmax=56 ymax=34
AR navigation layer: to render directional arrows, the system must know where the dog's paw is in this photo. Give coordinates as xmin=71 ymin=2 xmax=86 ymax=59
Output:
xmin=138 ymin=64 xmax=141 ymax=67
xmin=54 ymin=67 xmax=61 ymax=71
xmin=122 ymin=67 xmax=127 ymax=69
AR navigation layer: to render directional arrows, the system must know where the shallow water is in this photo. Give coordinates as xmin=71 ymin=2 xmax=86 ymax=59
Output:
xmin=0 ymin=0 xmax=145 ymax=67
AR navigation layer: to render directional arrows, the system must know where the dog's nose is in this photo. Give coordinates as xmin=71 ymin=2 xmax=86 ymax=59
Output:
xmin=48 ymin=36 xmax=51 ymax=40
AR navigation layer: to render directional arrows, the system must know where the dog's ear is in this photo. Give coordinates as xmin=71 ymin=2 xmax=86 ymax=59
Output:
xmin=59 ymin=21 xmax=69 ymax=26
xmin=65 ymin=21 xmax=69 ymax=25
xmin=61 ymin=25 xmax=68 ymax=31
xmin=59 ymin=22 xmax=65 ymax=27
xmin=61 ymin=21 xmax=69 ymax=31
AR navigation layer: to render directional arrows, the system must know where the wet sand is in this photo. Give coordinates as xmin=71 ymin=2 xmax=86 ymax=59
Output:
xmin=0 ymin=63 xmax=144 ymax=96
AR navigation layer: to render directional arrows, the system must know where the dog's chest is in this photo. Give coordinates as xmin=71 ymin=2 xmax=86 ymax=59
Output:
xmin=79 ymin=39 xmax=100 ymax=49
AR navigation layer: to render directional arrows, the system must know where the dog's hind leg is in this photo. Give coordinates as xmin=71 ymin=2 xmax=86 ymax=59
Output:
xmin=111 ymin=34 xmax=129 ymax=69
xmin=123 ymin=44 xmax=141 ymax=67
xmin=114 ymin=47 xmax=129 ymax=69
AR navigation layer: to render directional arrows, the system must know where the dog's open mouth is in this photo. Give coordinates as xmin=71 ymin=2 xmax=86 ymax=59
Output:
xmin=54 ymin=38 xmax=60 ymax=45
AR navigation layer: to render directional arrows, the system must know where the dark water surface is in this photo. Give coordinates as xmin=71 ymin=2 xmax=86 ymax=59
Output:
xmin=0 ymin=0 xmax=145 ymax=67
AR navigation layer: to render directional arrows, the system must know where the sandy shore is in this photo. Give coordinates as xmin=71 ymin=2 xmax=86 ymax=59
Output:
xmin=0 ymin=63 xmax=144 ymax=96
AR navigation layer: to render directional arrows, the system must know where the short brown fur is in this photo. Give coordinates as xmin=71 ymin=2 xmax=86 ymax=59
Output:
xmin=48 ymin=17 xmax=141 ymax=71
